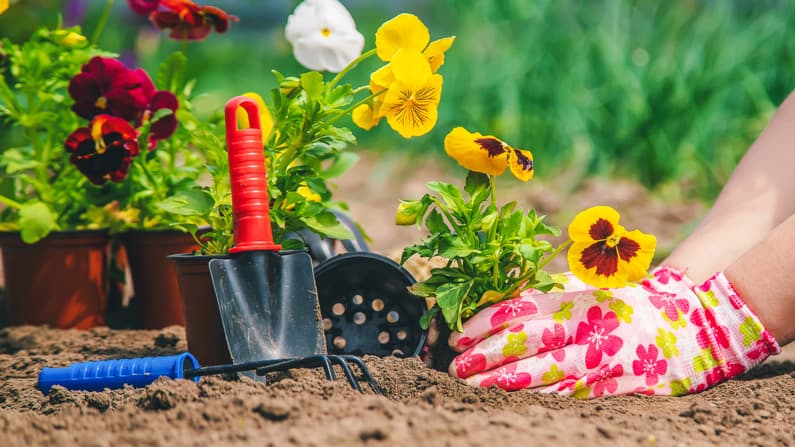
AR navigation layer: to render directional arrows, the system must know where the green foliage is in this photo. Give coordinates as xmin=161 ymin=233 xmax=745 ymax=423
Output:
xmin=400 ymin=171 xmax=562 ymax=331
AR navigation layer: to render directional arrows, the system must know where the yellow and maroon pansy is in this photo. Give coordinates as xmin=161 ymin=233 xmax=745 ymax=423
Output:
xmin=567 ymin=206 xmax=656 ymax=289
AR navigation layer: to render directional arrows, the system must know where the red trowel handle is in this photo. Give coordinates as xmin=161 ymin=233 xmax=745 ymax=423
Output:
xmin=224 ymin=96 xmax=281 ymax=253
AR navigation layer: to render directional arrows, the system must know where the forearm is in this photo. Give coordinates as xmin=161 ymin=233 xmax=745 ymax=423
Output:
xmin=665 ymin=91 xmax=795 ymax=281
xmin=725 ymin=212 xmax=795 ymax=346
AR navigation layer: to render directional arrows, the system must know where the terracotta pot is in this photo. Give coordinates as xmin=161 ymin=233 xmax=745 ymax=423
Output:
xmin=168 ymin=253 xmax=232 ymax=366
xmin=0 ymin=230 xmax=110 ymax=329
xmin=119 ymin=230 xmax=200 ymax=329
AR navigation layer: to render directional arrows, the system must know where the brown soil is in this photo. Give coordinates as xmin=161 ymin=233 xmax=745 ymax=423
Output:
xmin=2 ymin=152 xmax=794 ymax=446
xmin=1 ymin=326 xmax=793 ymax=447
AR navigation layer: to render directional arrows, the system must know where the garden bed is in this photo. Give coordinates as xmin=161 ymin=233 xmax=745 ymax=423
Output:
xmin=0 ymin=325 xmax=793 ymax=446
xmin=1 ymin=158 xmax=793 ymax=446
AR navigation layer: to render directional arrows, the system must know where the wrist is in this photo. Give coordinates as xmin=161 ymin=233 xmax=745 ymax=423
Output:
xmin=694 ymin=272 xmax=780 ymax=373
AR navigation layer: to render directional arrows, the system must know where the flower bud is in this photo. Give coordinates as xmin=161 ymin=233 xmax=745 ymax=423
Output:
xmin=52 ymin=30 xmax=87 ymax=47
xmin=279 ymin=77 xmax=300 ymax=96
xmin=395 ymin=199 xmax=422 ymax=225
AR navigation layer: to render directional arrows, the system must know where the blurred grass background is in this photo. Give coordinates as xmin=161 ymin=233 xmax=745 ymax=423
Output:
xmin=2 ymin=0 xmax=794 ymax=201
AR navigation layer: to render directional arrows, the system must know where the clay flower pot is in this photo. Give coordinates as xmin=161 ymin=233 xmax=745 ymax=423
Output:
xmin=119 ymin=230 xmax=200 ymax=329
xmin=168 ymin=253 xmax=232 ymax=366
xmin=0 ymin=230 xmax=110 ymax=329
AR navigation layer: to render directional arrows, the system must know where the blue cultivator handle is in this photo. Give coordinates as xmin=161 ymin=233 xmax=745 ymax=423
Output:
xmin=37 ymin=353 xmax=199 ymax=394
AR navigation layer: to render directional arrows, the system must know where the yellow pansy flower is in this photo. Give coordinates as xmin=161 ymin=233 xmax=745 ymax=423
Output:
xmin=0 ymin=0 xmax=8 ymax=15
xmin=382 ymin=49 xmax=442 ymax=138
xmin=567 ymin=206 xmax=656 ymax=289
xmin=375 ymin=13 xmax=430 ymax=61
xmin=237 ymin=92 xmax=274 ymax=144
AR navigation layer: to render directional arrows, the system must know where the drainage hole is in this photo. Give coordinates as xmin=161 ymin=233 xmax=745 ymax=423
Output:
xmin=352 ymin=294 xmax=364 ymax=305
xmin=386 ymin=310 xmax=400 ymax=323
xmin=371 ymin=298 xmax=384 ymax=312
xmin=332 ymin=303 xmax=345 ymax=316
xmin=322 ymin=318 xmax=333 ymax=331
xmin=352 ymin=312 xmax=366 ymax=325
xmin=333 ymin=336 xmax=346 ymax=349
xmin=377 ymin=331 xmax=390 ymax=344
xmin=396 ymin=329 xmax=407 ymax=340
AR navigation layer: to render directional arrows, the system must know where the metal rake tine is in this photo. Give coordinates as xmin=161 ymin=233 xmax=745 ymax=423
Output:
xmin=327 ymin=355 xmax=362 ymax=392
xmin=253 ymin=356 xmax=338 ymax=382
xmin=253 ymin=357 xmax=317 ymax=376
xmin=339 ymin=355 xmax=382 ymax=395
xmin=316 ymin=355 xmax=336 ymax=381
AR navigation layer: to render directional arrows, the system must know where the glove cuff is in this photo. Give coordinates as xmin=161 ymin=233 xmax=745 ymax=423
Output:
xmin=693 ymin=272 xmax=781 ymax=380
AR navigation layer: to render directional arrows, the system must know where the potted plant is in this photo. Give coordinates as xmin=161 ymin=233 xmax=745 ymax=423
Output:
xmin=396 ymin=127 xmax=657 ymax=370
xmin=0 ymin=0 xmax=235 ymax=330
xmin=169 ymin=4 xmax=456 ymax=364
xmin=0 ymin=21 xmax=119 ymax=329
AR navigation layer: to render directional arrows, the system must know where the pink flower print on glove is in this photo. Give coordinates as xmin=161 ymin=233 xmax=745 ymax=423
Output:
xmin=448 ymin=266 xmax=780 ymax=398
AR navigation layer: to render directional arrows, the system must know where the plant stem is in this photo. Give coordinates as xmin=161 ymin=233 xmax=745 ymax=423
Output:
xmin=91 ymin=0 xmax=115 ymax=45
xmin=326 ymin=89 xmax=386 ymax=126
xmin=327 ymin=48 xmax=377 ymax=92
xmin=537 ymin=239 xmax=572 ymax=271
xmin=0 ymin=194 xmax=23 ymax=209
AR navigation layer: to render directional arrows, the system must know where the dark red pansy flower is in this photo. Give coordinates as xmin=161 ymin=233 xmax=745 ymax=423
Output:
xmin=65 ymin=115 xmax=141 ymax=185
xmin=127 ymin=0 xmax=160 ymax=16
xmin=144 ymin=90 xmax=179 ymax=149
xmin=69 ymin=57 xmax=155 ymax=122
xmin=150 ymin=0 xmax=238 ymax=41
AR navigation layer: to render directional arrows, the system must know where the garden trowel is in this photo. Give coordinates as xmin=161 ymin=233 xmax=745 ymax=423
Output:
xmin=208 ymin=96 xmax=327 ymax=381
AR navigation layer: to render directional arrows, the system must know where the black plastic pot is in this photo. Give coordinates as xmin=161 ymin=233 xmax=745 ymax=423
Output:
xmin=314 ymin=252 xmax=426 ymax=358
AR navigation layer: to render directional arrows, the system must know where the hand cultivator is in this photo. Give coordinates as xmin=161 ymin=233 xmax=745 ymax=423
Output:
xmin=37 ymin=352 xmax=381 ymax=394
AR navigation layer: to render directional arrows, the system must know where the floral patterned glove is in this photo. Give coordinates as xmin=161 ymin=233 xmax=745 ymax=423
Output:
xmin=448 ymin=266 xmax=780 ymax=397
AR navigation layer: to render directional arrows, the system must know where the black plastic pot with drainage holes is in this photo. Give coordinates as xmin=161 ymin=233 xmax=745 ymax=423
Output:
xmin=314 ymin=252 xmax=427 ymax=358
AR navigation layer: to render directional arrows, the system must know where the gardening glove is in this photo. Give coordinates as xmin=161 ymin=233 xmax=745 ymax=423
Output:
xmin=448 ymin=266 xmax=780 ymax=397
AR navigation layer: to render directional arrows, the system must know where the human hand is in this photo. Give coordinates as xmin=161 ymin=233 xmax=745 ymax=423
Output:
xmin=448 ymin=266 xmax=780 ymax=397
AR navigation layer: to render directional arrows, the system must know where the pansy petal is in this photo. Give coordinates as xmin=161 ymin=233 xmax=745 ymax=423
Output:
xmin=618 ymin=229 xmax=656 ymax=283
xmin=352 ymin=103 xmax=382 ymax=130
xmin=443 ymin=127 xmax=508 ymax=176
xmin=390 ymin=48 xmax=432 ymax=88
xmin=567 ymin=206 xmax=622 ymax=243
xmin=370 ymin=63 xmax=394 ymax=93
xmin=424 ymin=36 xmax=456 ymax=72
xmin=383 ymin=73 xmax=442 ymax=138
xmin=375 ymin=13 xmax=430 ymax=61
xmin=507 ymin=148 xmax=534 ymax=182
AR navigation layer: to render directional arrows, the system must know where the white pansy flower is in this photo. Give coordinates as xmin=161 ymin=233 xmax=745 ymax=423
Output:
xmin=285 ymin=0 xmax=365 ymax=73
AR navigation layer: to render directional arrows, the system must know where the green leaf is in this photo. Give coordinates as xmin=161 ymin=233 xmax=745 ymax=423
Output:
xmin=464 ymin=170 xmax=489 ymax=196
xmin=425 ymin=209 xmax=449 ymax=234
xmin=323 ymin=152 xmax=359 ymax=178
xmin=419 ymin=306 xmax=439 ymax=330
xmin=300 ymin=71 xmax=324 ymax=101
xmin=408 ymin=280 xmax=438 ymax=298
xmin=427 ymin=181 xmax=465 ymax=213
xmin=19 ymin=202 xmax=58 ymax=243
xmin=155 ymin=189 xmax=214 ymax=216
xmin=436 ymin=280 xmax=473 ymax=331
xmin=156 ymin=51 xmax=187 ymax=94
xmin=300 ymin=211 xmax=355 ymax=240
xmin=438 ymin=235 xmax=479 ymax=258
